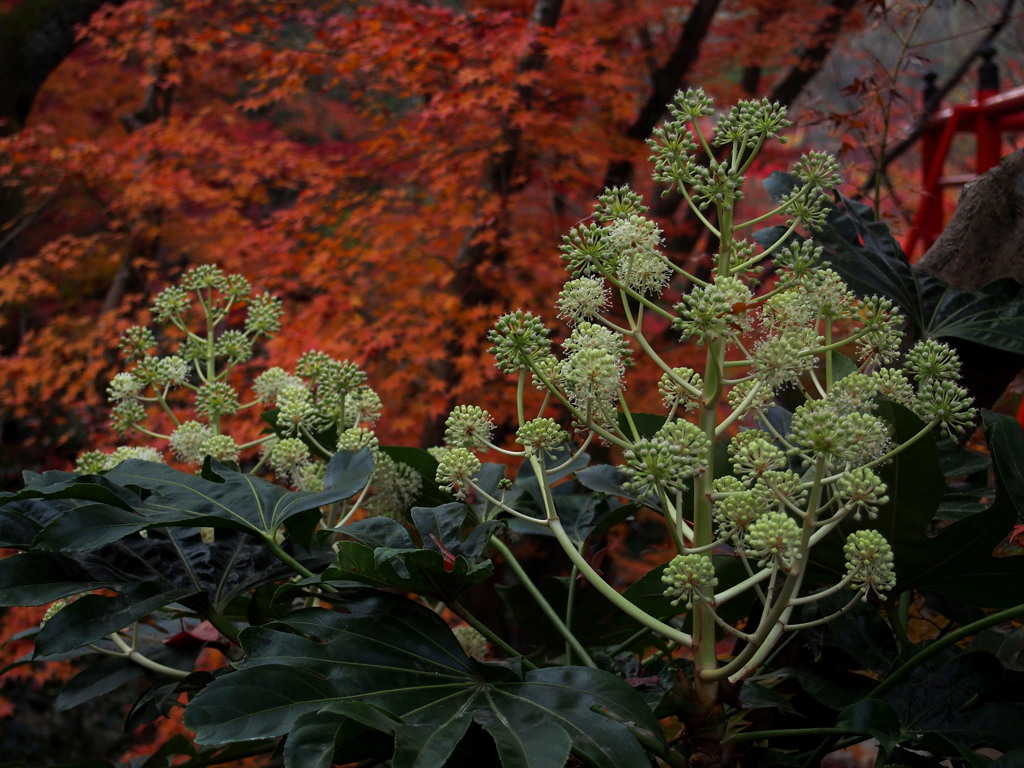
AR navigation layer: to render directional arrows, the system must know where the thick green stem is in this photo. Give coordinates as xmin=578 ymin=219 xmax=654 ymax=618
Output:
xmin=489 ymin=535 xmax=596 ymax=668
xmin=548 ymin=518 xmax=692 ymax=648
xmin=262 ymin=533 xmax=315 ymax=579
xmin=450 ymin=599 xmax=537 ymax=669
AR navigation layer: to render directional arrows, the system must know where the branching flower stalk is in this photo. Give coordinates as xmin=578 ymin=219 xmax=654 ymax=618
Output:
xmin=436 ymin=89 xmax=975 ymax=711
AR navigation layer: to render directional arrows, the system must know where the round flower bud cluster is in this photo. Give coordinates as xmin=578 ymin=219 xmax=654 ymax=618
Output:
xmin=75 ymin=445 xmax=163 ymax=474
xmin=902 ymin=339 xmax=976 ymax=437
xmin=607 ymin=215 xmax=671 ymax=296
xmin=337 ymin=427 xmax=380 ymax=457
xmin=436 ymin=447 xmax=483 ymax=500
xmin=658 ymin=367 xmax=703 ymax=412
xmin=365 ymin=454 xmax=422 ymax=521
xmin=622 ymin=420 xmax=710 ymax=498
xmin=713 ymin=478 xmax=768 ymax=544
xmin=728 ymin=431 xmax=788 ymax=484
xmin=488 ymin=311 xmax=552 ymax=375
xmin=202 ymin=434 xmax=240 ymax=465
xmin=712 ymin=97 xmax=791 ymax=148
xmin=674 ymin=277 xmax=753 ymax=345
xmin=267 ymin=437 xmax=312 ymax=487
xmin=662 ymin=553 xmax=718 ymax=609
xmin=745 ymin=511 xmax=802 ymax=569
xmin=445 ymin=405 xmax=495 ymax=451
xmin=516 ymin=418 xmax=569 ymax=456
xmin=195 ymin=382 xmax=241 ymax=419
xmin=834 ymin=466 xmax=889 ymax=521
xmin=557 ymin=276 xmax=611 ymax=325
xmin=843 ymin=529 xmax=896 ymax=597
xmin=789 ymin=399 xmax=891 ymax=468
xmin=169 ymin=421 xmax=213 ymax=463
xmin=560 ymin=222 xmax=614 ymax=278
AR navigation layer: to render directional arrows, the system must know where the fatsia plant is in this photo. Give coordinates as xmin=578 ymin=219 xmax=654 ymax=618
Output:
xmin=4 ymin=90 xmax=1024 ymax=768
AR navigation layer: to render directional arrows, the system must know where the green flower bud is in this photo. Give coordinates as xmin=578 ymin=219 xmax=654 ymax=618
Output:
xmin=792 ymin=151 xmax=842 ymax=189
xmin=712 ymin=97 xmax=790 ymax=148
xmin=75 ymin=450 xmax=111 ymax=474
xmin=560 ymin=347 xmax=623 ymax=426
xmin=488 ymin=311 xmax=552 ymax=374
xmin=515 ymin=418 xmax=569 ymax=456
xmin=856 ymin=296 xmax=902 ymax=364
xmin=253 ymin=367 xmax=303 ymax=404
xmin=445 ymin=405 xmax=494 ymax=450
xmin=268 ymin=437 xmax=311 ymax=485
xmin=607 ymin=215 xmax=670 ymax=296
xmin=691 ymin=158 xmax=744 ymax=210
xmin=180 ymin=264 xmax=228 ymax=292
xmin=345 ymin=386 xmax=383 ymax=427
xmin=336 ymin=426 xmax=380 ymax=458
xmin=662 ymin=553 xmax=718 ymax=609
xmin=276 ymin=383 xmax=316 ymax=434
xmin=195 ymin=381 xmax=241 ymax=419
xmin=729 ymin=431 xmax=787 ymax=483
xmin=872 ymin=368 xmax=914 ymax=407
xmin=714 ymin=489 xmax=768 ymax=544
xmin=109 ymin=446 xmax=162 ymax=465
xmin=152 ymin=285 xmax=190 ymax=322
xmin=905 ymin=339 xmax=961 ymax=383
xmin=108 ymin=372 xmax=143 ymax=403
xmin=202 ymin=434 xmax=240 ymax=464
xmin=156 ymin=356 xmax=190 ymax=387
xmin=745 ymin=511 xmax=802 ymax=569
xmin=436 ymin=447 xmax=482 ymax=500
xmin=622 ymin=420 xmax=710 ymax=498
xmin=111 ymin=399 xmax=145 ymax=435
xmin=169 ymin=421 xmax=214 ymax=463
xmin=914 ymin=378 xmax=976 ymax=438
xmin=214 ymin=330 xmax=252 ymax=363
xmin=844 ymin=529 xmax=896 ymax=596
xmin=752 ymin=470 xmax=807 ymax=512
xmin=594 ymin=186 xmax=648 ymax=223
xmin=119 ymin=325 xmax=156 ymax=360
xmin=835 ymin=466 xmax=889 ymax=521
xmin=557 ymin=276 xmax=611 ymax=325
xmin=667 ymin=88 xmax=715 ymax=123
xmin=829 ymin=372 xmax=879 ymax=416
xmin=752 ymin=328 xmax=820 ymax=389
xmin=659 ymin=367 xmax=704 ymax=412
xmin=245 ymin=292 xmax=283 ymax=338
xmin=560 ymin=222 xmax=612 ymax=277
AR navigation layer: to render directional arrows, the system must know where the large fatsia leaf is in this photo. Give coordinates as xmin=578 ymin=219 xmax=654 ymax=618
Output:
xmin=184 ymin=592 xmax=663 ymax=768
xmin=329 ymin=503 xmax=501 ymax=600
xmin=102 ymin=449 xmax=372 ymax=538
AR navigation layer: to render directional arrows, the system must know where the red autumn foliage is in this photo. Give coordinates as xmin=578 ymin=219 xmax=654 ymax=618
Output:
xmin=1 ymin=0 xmax=889 ymax=474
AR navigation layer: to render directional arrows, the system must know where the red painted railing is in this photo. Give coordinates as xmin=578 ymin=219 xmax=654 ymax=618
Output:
xmin=902 ymin=47 xmax=1024 ymax=260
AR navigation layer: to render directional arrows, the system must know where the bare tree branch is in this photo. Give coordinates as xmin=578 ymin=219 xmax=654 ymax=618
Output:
xmin=860 ymin=0 xmax=1016 ymax=192
xmin=602 ymin=0 xmax=724 ymax=190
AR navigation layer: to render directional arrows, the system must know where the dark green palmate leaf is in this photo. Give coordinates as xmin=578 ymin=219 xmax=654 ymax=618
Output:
xmin=102 ymin=449 xmax=372 ymax=538
xmin=328 ymin=503 xmax=501 ymax=600
xmin=184 ymin=591 xmax=664 ymax=768
xmin=0 ymin=451 xmax=373 ymax=612
xmin=34 ymin=582 xmax=194 ymax=658
xmin=839 ymin=653 xmax=1024 ymax=762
